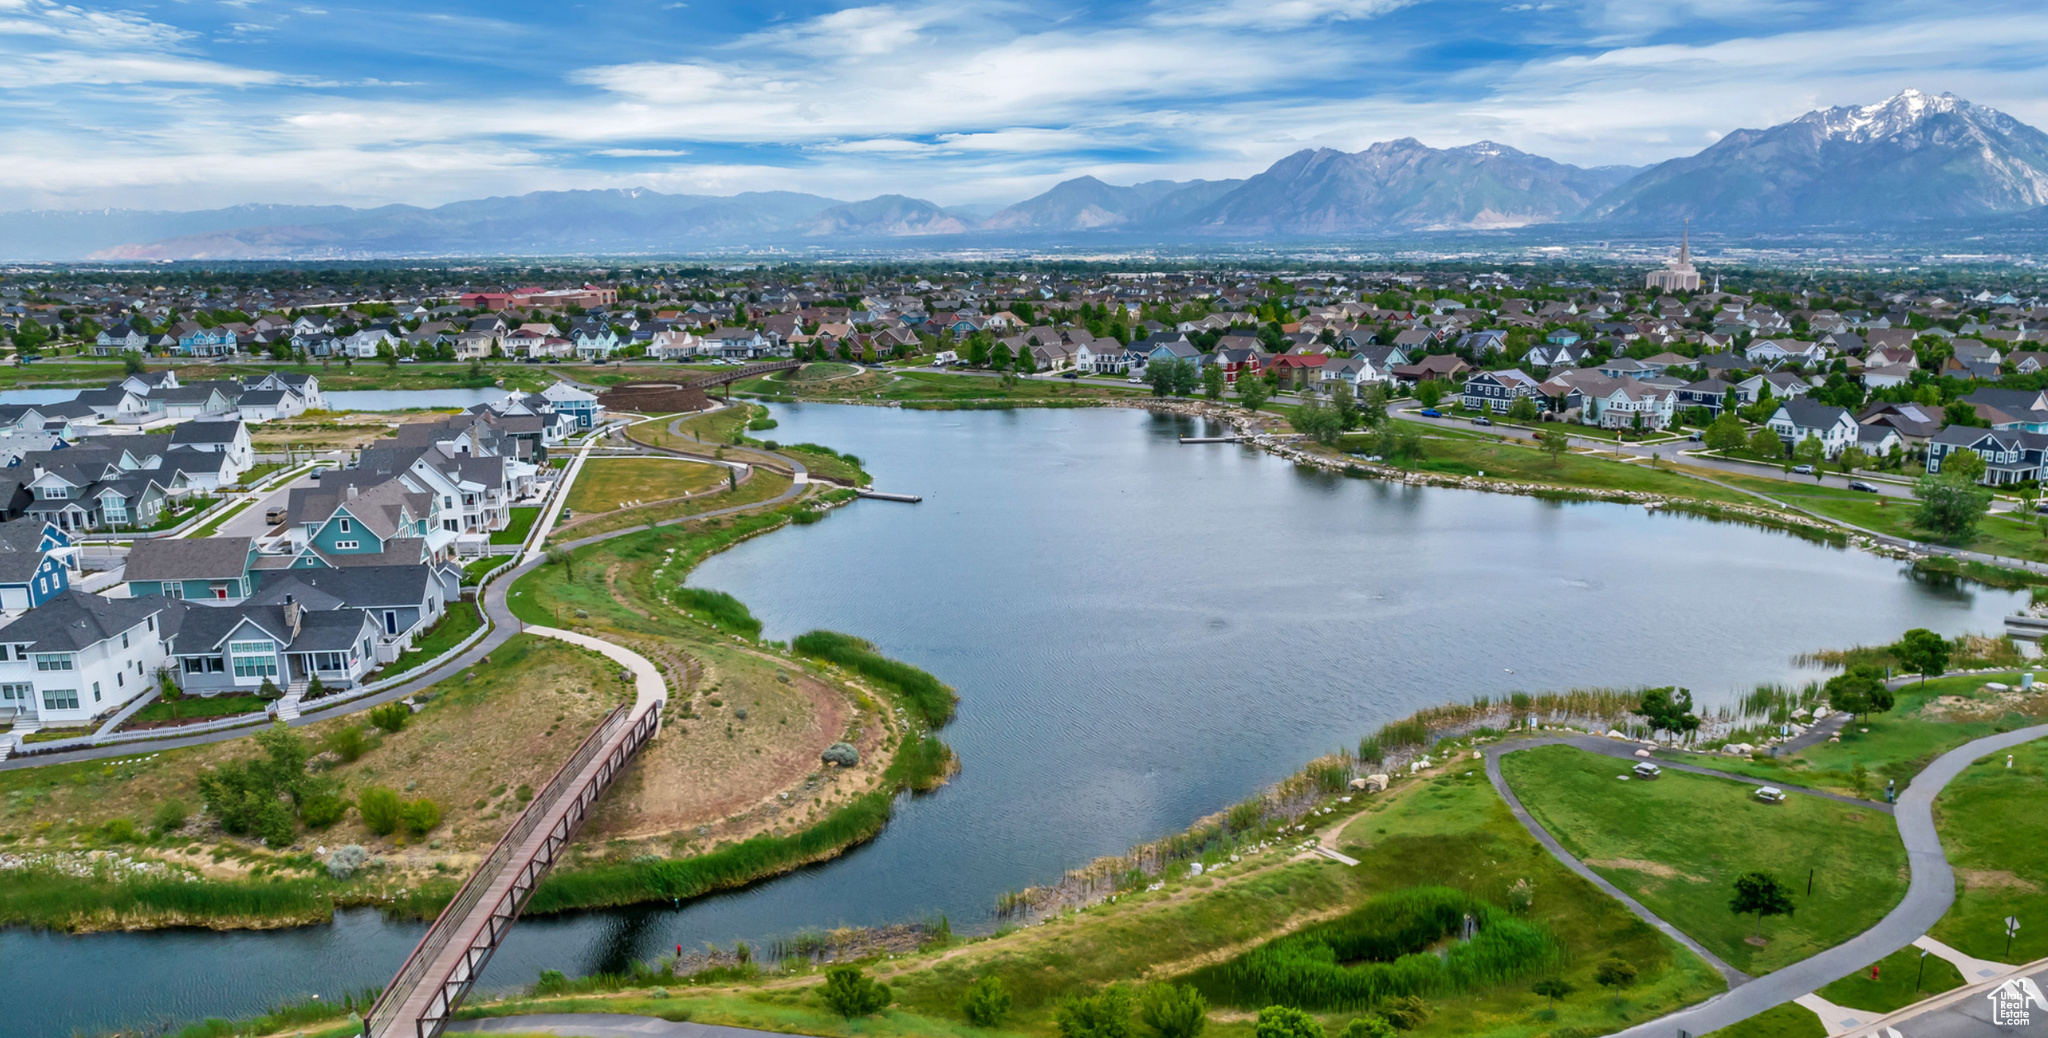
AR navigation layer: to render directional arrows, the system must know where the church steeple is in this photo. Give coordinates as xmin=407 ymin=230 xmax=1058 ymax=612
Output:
xmin=1679 ymin=219 xmax=1690 ymax=265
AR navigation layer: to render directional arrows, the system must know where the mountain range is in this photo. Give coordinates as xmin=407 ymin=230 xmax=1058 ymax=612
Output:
xmin=11 ymin=89 xmax=2048 ymax=260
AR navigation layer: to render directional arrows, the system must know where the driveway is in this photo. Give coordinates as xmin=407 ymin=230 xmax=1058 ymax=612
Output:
xmin=207 ymin=465 xmax=327 ymax=539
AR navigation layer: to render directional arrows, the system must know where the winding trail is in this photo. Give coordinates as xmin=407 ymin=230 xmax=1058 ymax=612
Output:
xmin=1487 ymin=725 xmax=2048 ymax=1038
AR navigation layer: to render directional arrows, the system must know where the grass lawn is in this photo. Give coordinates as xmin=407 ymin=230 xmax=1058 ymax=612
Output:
xmin=1701 ymin=1001 xmax=1826 ymax=1038
xmin=129 ymin=694 xmax=269 ymax=725
xmin=128 ymin=496 xmax=219 ymax=533
xmin=371 ymin=601 xmax=483 ymax=681
xmin=783 ymin=361 xmax=859 ymax=382
xmin=1664 ymin=671 xmax=2047 ymax=796
xmin=776 ymin=443 xmax=868 ymax=485
xmin=1928 ymin=735 xmax=2048 ymax=963
xmin=185 ymin=499 xmax=253 ymax=538
xmin=1696 ymin=469 xmax=2048 ymax=562
xmin=237 ymin=462 xmax=287 ymax=486
xmin=1501 ymin=744 xmax=1909 ymax=974
xmin=490 ymin=506 xmax=542 ymax=545
xmin=552 ymin=470 xmax=792 ymax=542
xmin=566 ymin=457 xmax=728 ymax=514
xmin=1814 ymin=944 xmax=1965 ymax=1013
xmin=1341 ymin=432 xmax=1756 ymax=505
xmin=460 ymin=554 xmax=507 ymax=586
xmin=667 ymin=403 xmax=764 ymax=446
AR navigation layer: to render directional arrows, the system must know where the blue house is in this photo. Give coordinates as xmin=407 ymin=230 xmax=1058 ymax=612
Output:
xmin=175 ymin=325 xmax=237 ymax=357
xmin=1545 ymin=329 xmax=1583 ymax=347
xmin=0 ymin=519 xmax=74 ymax=610
xmin=124 ymin=535 xmax=258 ymax=602
xmin=285 ymin=478 xmax=440 ymax=564
xmin=540 ymin=382 xmax=603 ymax=428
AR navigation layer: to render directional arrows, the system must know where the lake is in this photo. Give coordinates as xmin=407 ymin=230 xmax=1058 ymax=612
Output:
xmin=7 ymin=404 xmax=2023 ymax=1037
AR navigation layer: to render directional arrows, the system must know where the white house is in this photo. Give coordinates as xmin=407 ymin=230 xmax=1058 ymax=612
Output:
xmin=0 ymin=591 xmax=178 ymax=731
xmin=168 ymin=420 xmax=254 ymax=479
xmin=1745 ymin=339 xmax=1828 ymax=367
xmin=1768 ymin=399 xmax=1859 ymax=457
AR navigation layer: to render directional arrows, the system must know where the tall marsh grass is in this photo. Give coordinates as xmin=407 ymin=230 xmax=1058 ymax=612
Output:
xmin=791 ymin=630 xmax=958 ymax=726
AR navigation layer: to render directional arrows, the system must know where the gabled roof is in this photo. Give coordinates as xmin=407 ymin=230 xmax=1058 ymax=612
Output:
xmin=0 ymin=589 xmax=181 ymax=652
xmin=246 ymin=564 xmax=437 ymax=608
xmin=124 ymin=535 xmax=254 ymax=582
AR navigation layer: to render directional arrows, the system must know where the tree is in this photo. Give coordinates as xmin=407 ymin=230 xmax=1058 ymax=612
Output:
xmin=122 ymin=353 xmax=146 ymax=376
xmin=1729 ymin=871 xmax=1795 ymax=939
xmin=1531 ymin=978 xmax=1575 ymax=1008
xmin=1748 ymin=426 xmax=1784 ymax=460
xmin=1252 ymin=1005 xmax=1324 ymax=1038
xmin=822 ymin=965 xmax=891 ymax=1019
xmin=1506 ymin=395 xmax=1539 ymax=423
xmin=1332 ymin=389 xmax=1361 ymax=430
xmin=1637 ymin=686 xmax=1701 ymax=741
xmin=962 ymin=976 xmax=1013 ymax=1028
xmin=1292 ymin=399 xmax=1344 ymax=447
xmin=1170 ymin=359 xmax=1200 ymax=397
xmin=1892 ymin=628 xmax=1951 ymax=684
xmin=1594 ymin=958 xmax=1639 ymax=989
xmin=1357 ymin=384 xmax=1388 ymax=428
xmin=1944 ymin=400 xmax=1987 ymax=428
xmin=195 ymin=723 xmax=320 ymax=846
xmin=1415 ymin=381 xmax=1445 ymax=408
xmin=1146 ymin=359 xmax=1176 ymax=397
xmin=1704 ymin=413 xmax=1747 ymax=453
xmin=1839 ymin=446 xmax=1871 ymax=474
xmin=1912 ymin=472 xmax=1992 ymax=543
xmin=1202 ymin=363 xmax=1226 ymax=401
xmin=545 ymin=545 xmax=575 ymax=584
xmin=1537 ymin=428 xmax=1570 ymax=465
xmin=1056 ymin=986 xmax=1133 ymax=1038
xmin=1238 ymin=373 xmax=1272 ymax=412
xmin=1138 ymin=985 xmax=1207 ymax=1038
xmin=1793 ymin=434 xmax=1826 ymax=477
xmin=1824 ymin=665 xmax=1892 ymax=719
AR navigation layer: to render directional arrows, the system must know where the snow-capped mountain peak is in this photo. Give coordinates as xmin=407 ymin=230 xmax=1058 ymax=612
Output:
xmin=1806 ymin=88 xmax=1969 ymax=143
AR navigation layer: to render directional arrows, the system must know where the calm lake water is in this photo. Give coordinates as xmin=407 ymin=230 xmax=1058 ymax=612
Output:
xmin=7 ymin=405 xmax=2024 ymax=1037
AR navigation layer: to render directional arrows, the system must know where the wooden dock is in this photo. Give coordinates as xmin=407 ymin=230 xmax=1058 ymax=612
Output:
xmin=1179 ymin=435 xmax=1242 ymax=444
xmin=857 ymin=489 xmax=923 ymax=503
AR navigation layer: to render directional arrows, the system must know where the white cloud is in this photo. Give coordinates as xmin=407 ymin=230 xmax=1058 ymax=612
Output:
xmin=1154 ymin=0 xmax=1417 ymax=29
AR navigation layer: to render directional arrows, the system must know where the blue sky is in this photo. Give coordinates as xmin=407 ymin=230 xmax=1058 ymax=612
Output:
xmin=4 ymin=0 xmax=2047 ymax=211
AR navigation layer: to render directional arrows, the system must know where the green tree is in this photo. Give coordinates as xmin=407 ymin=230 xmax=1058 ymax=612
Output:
xmin=1939 ymin=447 xmax=1987 ymax=483
xmin=1357 ymin=384 xmax=1388 ymax=427
xmin=1792 ymin=434 xmax=1827 ymax=476
xmin=1636 ymin=686 xmax=1701 ymax=741
xmin=822 ymin=965 xmax=891 ymax=1019
xmin=1238 ymin=373 xmax=1272 ymax=412
xmin=1415 ymin=381 xmax=1445 ymax=408
xmin=1839 ymin=446 xmax=1870 ymax=474
xmin=1703 ymin=412 xmax=1747 ymax=452
xmin=358 ymin=786 xmax=403 ymax=836
xmin=1056 ymin=986 xmax=1134 ymax=1038
xmin=1824 ymin=665 xmax=1893 ymax=719
xmin=1537 ymin=428 xmax=1570 ymax=465
xmin=122 ymin=353 xmax=146 ymax=376
xmin=1202 ymin=363 xmax=1226 ymax=401
xmin=1171 ymin=359 xmax=1200 ymax=397
xmin=1911 ymin=472 xmax=1992 ymax=542
xmin=1748 ymin=425 xmax=1784 ymax=460
xmin=991 ymin=341 xmax=1014 ymax=370
xmin=1944 ymin=400 xmax=1987 ymax=428
xmin=1892 ymin=628 xmax=1951 ymax=684
xmin=1594 ymin=958 xmax=1639 ymax=989
xmin=1138 ymin=985 xmax=1207 ymax=1038
xmin=1506 ymin=395 xmax=1539 ymax=423
xmin=1729 ymin=871 xmax=1796 ymax=939
xmin=1252 ymin=1005 xmax=1324 ymax=1038
xmin=1531 ymin=978 xmax=1575 ymax=1008
xmin=1292 ymin=399 xmax=1344 ymax=447
xmin=195 ymin=723 xmax=317 ymax=845
xmin=1332 ymin=389 xmax=1361 ymax=430
xmin=962 ymin=976 xmax=1013 ymax=1028
xmin=1146 ymin=360 xmax=1176 ymax=397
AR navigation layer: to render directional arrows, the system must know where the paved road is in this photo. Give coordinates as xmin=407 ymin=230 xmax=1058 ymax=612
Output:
xmin=1486 ymin=725 xmax=2048 ymax=1038
xmin=207 ymin=466 xmax=327 ymax=539
xmin=1876 ymin=959 xmax=2048 ymax=1035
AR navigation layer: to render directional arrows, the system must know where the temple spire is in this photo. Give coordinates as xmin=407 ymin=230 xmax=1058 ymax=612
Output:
xmin=1679 ymin=219 xmax=1690 ymax=265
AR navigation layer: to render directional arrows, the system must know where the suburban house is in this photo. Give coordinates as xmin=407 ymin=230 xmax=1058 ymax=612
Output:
xmin=0 ymin=590 xmax=179 ymax=728
xmin=541 ymin=382 xmax=603 ymax=428
xmin=167 ymin=421 xmax=254 ymax=483
xmin=1735 ymin=372 xmax=1812 ymax=404
xmin=1744 ymin=339 xmax=1828 ymax=367
xmin=1390 ymin=354 xmax=1472 ymax=385
xmin=173 ymin=325 xmax=237 ymax=357
xmin=285 ymin=479 xmax=447 ymax=564
xmin=0 ymin=519 xmax=75 ymax=611
xmin=94 ymin=324 xmax=148 ymax=355
xmin=1767 ymin=400 xmax=1860 ymax=457
xmin=1858 ymin=401 xmax=1944 ymax=444
xmin=1459 ymin=369 xmax=1543 ymax=413
xmin=1674 ymin=378 xmax=1736 ymax=418
xmin=1267 ymin=353 xmax=1326 ymax=389
xmin=168 ymin=598 xmax=382 ymax=696
xmin=124 ymin=536 xmax=259 ymax=602
xmin=1957 ymin=389 xmax=2048 ymax=431
xmin=21 ymin=458 xmax=171 ymax=533
xmin=245 ymin=563 xmax=459 ymax=661
xmin=1928 ymin=425 xmax=2048 ymax=484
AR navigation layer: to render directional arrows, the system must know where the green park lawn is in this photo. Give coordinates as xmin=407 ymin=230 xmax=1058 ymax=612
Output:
xmin=1344 ymin=431 xmax=1756 ymax=505
xmin=1501 ymin=745 xmax=1910 ymax=974
xmin=565 ymin=457 xmax=728 ymax=514
xmin=130 ymin=694 xmax=270 ymax=725
xmin=1814 ymin=944 xmax=1965 ymax=1014
xmin=1929 ymin=735 xmax=2048 ymax=963
xmin=1698 ymin=470 xmax=2048 ymax=562
xmin=371 ymin=602 xmax=483 ymax=681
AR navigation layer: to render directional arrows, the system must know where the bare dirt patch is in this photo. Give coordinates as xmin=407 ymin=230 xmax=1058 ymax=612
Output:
xmin=1958 ymin=867 xmax=2043 ymax=892
xmin=1586 ymin=857 xmax=1706 ymax=883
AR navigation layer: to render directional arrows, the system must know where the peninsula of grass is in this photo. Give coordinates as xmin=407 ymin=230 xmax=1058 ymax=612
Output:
xmin=777 ymin=442 xmax=868 ymax=485
xmin=565 ymin=457 xmax=729 ymax=515
xmin=1500 ymin=744 xmax=1909 ymax=974
xmin=1663 ymin=670 xmax=2047 ymax=797
xmin=1928 ymin=735 xmax=2048 ymax=963
xmin=490 ymin=506 xmax=541 ymax=545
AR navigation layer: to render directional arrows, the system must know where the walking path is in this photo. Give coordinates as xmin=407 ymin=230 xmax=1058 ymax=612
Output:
xmin=1487 ymin=724 xmax=2048 ymax=1038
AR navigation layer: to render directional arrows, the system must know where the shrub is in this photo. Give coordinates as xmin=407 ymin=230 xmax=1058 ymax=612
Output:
xmin=301 ymin=794 xmax=349 ymax=829
xmin=1594 ymin=958 xmax=1638 ymax=989
xmin=324 ymin=726 xmax=371 ymax=763
xmin=326 ymin=844 xmax=369 ymax=880
xmin=1254 ymin=1006 xmax=1325 ymax=1038
xmin=1376 ymin=995 xmax=1428 ymax=1030
xmin=821 ymin=965 xmax=891 ymax=1019
xmin=152 ymin=799 xmax=190 ymax=836
xmin=1139 ymin=984 xmax=1207 ymax=1038
xmin=305 ymin=674 xmax=327 ymax=700
xmin=101 ymin=818 xmax=140 ymax=843
xmin=399 ymin=798 xmax=442 ymax=838
xmin=257 ymin=678 xmax=285 ymax=701
xmin=358 ymin=786 xmax=402 ymax=836
xmin=1339 ymin=1017 xmax=1395 ymax=1038
xmin=822 ymin=742 xmax=860 ymax=767
xmin=1056 ymin=986 xmax=1133 ymax=1038
xmin=962 ymin=975 xmax=1013 ymax=1028
xmin=368 ymin=703 xmax=410 ymax=733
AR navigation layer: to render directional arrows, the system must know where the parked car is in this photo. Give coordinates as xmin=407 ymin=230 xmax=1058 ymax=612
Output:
xmin=1419 ymin=408 xmax=1442 ymax=418
xmin=1126 ymin=376 xmax=1143 ymax=384
xmin=1688 ymin=430 xmax=1703 ymax=442
xmin=265 ymin=506 xmax=287 ymax=525
xmin=1792 ymin=464 xmax=1815 ymax=475
xmin=1472 ymin=416 xmax=1493 ymax=426
xmin=1848 ymin=481 xmax=1878 ymax=493
xmin=1061 ymin=371 xmax=1081 ymax=380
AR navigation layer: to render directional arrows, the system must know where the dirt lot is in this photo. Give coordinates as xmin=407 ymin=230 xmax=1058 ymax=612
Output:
xmin=248 ymin=409 xmax=459 ymax=451
xmin=565 ymin=457 xmax=729 ymax=515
